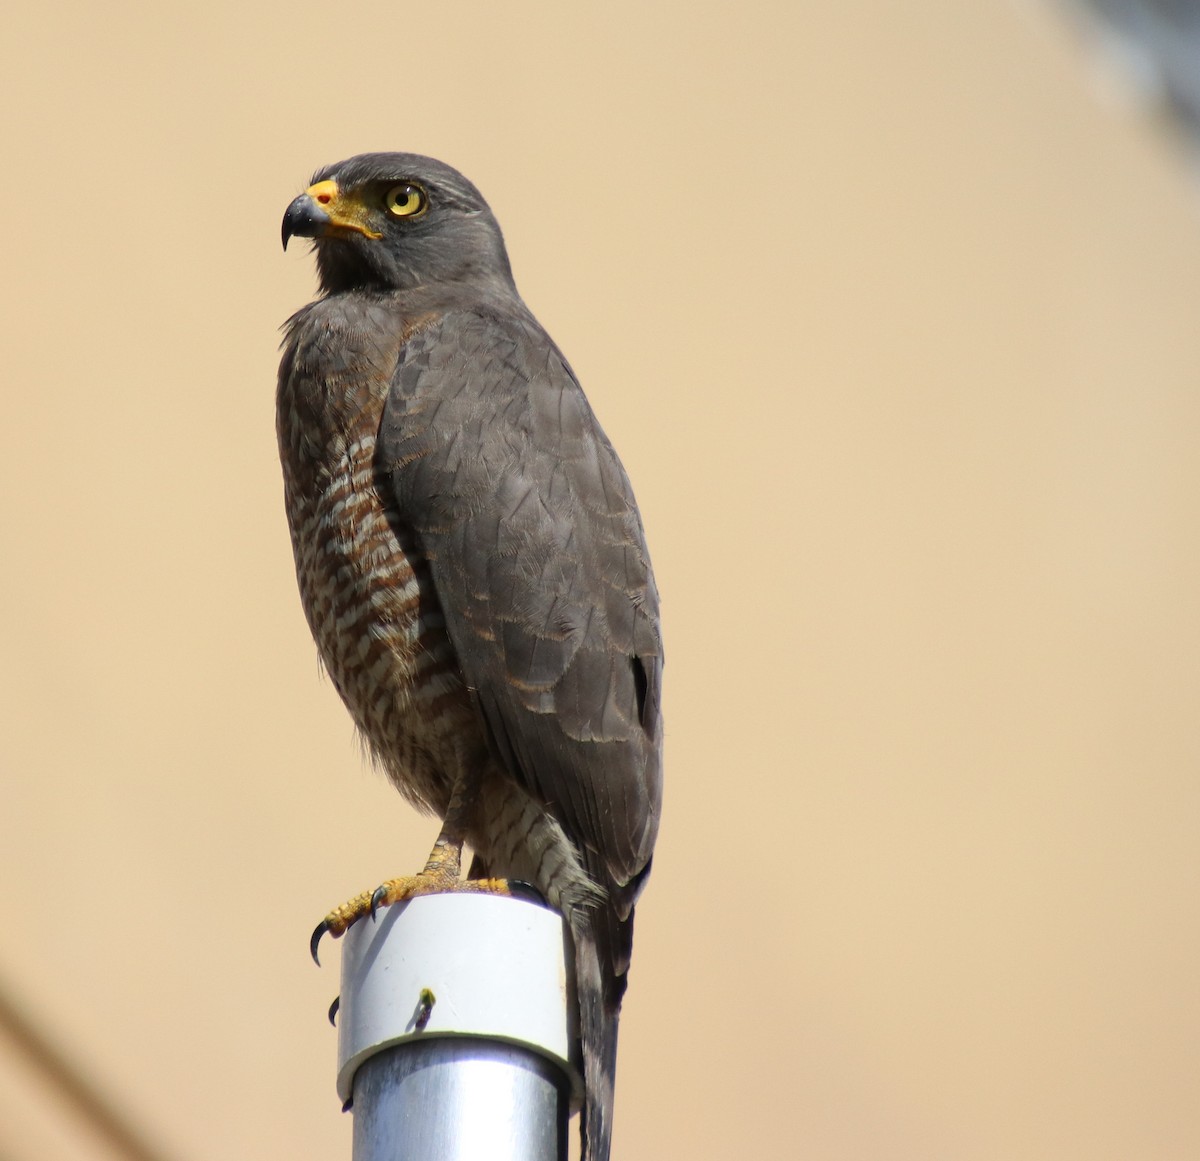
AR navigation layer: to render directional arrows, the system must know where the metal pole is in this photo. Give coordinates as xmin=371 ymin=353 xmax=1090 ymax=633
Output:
xmin=335 ymin=893 xmax=579 ymax=1161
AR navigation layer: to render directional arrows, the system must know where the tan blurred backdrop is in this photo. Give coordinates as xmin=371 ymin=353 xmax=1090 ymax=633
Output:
xmin=2 ymin=2 xmax=1199 ymax=1159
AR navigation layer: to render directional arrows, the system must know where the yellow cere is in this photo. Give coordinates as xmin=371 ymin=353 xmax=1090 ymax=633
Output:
xmin=305 ymin=179 xmax=383 ymax=241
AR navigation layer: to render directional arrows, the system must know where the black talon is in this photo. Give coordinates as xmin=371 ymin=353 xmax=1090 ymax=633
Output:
xmin=341 ymin=1098 xmax=353 ymax=1113
xmin=370 ymin=885 xmax=389 ymax=922
xmin=328 ymin=995 xmax=340 ymax=1027
xmin=310 ymin=919 xmax=330 ymax=966
xmin=509 ymin=880 xmax=548 ymax=907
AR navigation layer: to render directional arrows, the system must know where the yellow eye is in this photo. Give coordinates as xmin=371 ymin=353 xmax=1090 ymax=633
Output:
xmin=385 ymin=183 xmax=427 ymax=218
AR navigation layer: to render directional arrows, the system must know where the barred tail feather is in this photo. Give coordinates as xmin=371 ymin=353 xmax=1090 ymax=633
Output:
xmin=571 ymin=918 xmax=620 ymax=1161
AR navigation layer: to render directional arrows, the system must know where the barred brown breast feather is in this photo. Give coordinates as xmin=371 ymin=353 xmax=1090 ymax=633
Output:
xmin=277 ymin=298 xmax=476 ymax=814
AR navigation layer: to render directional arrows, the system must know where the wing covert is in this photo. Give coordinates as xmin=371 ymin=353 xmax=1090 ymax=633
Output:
xmin=376 ymin=309 xmax=662 ymax=886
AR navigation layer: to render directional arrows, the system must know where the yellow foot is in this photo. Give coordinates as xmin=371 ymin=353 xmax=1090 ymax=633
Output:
xmin=310 ymin=872 xmax=542 ymax=965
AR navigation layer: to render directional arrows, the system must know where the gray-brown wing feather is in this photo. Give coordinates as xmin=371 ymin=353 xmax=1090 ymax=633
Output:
xmin=375 ymin=309 xmax=663 ymax=896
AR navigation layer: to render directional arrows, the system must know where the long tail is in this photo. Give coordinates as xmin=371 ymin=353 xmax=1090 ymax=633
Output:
xmin=569 ymin=853 xmax=653 ymax=1161
xmin=569 ymin=911 xmax=623 ymax=1161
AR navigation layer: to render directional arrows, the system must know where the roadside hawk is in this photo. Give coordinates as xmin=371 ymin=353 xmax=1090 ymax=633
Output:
xmin=277 ymin=153 xmax=663 ymax=1161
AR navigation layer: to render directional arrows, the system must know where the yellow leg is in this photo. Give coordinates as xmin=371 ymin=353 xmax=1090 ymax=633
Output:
xmin=310 ymin=767 xmax=517 ymax=964
xmin=309 ymin=842 xmax=513 ymax=962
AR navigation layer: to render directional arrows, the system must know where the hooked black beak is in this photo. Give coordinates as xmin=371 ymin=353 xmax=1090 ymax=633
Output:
xmin=282 ymin=193 xmax=331 ymax=251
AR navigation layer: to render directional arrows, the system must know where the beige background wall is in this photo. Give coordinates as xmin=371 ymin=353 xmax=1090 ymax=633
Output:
xmin=3 ymin=3 xmax=1198 ymax=1159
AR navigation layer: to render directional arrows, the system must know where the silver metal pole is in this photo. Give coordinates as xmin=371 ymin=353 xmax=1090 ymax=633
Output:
xmin=335 ymin=893 xmax=579 ymax=1161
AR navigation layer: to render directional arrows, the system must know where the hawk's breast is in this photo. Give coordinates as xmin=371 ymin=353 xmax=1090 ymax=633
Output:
xmin=276 ymin=297 xmax=474 ymax=811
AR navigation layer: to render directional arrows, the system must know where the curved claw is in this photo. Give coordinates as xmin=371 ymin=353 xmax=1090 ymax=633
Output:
xmin=328 ymin=995 xmax=340 ymax=1027
xmin=310 ymin=919 xmax=330 ymax=966
xmin=508 ymin=880 xmax=548 ymax=907
xmin=370 ymin=884 xmax=389 ymax=922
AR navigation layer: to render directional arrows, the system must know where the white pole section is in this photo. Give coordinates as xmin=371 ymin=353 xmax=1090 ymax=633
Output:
xmin=335 ymin=893 xmax=581 ymax=1161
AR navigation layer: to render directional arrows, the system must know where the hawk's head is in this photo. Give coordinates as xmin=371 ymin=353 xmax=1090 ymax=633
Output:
xmin=282 ymin=152 xmax=515 ymax=295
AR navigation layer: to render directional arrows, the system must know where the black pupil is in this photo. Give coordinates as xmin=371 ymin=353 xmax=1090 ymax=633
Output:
xmin=394 ymin=187 xmax=413 ymax=207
